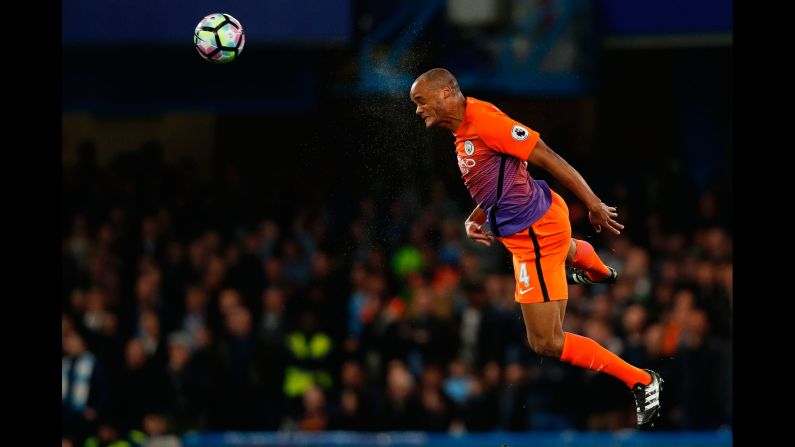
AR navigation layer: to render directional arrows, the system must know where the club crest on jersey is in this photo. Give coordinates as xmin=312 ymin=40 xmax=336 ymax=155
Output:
xmin=464 ymin=140 xmax=475 ymax=155
xmin=511 ymin=125 xmax=529 ymax=141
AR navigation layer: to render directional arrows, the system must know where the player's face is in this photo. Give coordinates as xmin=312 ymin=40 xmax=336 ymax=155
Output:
xmin=410 ymin=80 xmax=444 ymax=128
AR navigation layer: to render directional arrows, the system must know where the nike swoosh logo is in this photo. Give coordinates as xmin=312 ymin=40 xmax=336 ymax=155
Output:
xmin=519 ymin=287 xmax=534 ymax=294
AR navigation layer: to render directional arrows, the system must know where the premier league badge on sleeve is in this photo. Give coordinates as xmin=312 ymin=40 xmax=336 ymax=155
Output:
xmin=511 ymin=125 xmax=529 ymax=141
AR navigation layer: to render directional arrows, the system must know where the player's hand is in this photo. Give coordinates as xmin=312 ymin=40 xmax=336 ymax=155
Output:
xmin=465 ymin=220 xmax=494 ymax=246
xmin=588 ymin=203 xmax=624 ymax=235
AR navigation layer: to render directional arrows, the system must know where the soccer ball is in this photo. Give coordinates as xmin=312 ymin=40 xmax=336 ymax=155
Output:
xmin=194 ymin=13 xmax=245 ymax=63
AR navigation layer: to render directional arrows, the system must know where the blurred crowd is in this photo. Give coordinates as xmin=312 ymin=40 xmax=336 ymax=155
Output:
xmin=62 ymin=141 xmax=732 ymax=445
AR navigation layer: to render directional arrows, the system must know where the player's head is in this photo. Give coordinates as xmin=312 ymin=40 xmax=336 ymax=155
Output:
xmin=410 ymin=68 xmax=465 ymax=129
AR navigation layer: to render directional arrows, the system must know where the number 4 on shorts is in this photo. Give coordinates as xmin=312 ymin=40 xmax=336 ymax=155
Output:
xmin=519 ymin=263 xmax=530 ymax=287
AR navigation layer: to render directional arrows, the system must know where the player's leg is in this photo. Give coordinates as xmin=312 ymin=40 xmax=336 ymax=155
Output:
xmin=519 ymin=300 xmax=650 ymax=388
xmin=518 ymin=300 xmax=566 ymax=356
xmin=566 ymin=239 xmax=576 ymax=263
xmin=519 ymin=298 xmax=663 ymax=427
xmin=506 ymin=190 xmax=662 ymax=427
xmin=566 ymin=238 xmax=618 ymax=284
xmin=505 ymin=189 xmax=649 ymax=386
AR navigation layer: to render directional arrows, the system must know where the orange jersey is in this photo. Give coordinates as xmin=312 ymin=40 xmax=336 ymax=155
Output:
xmin=453 ymin=97 xmax=552 ymax=237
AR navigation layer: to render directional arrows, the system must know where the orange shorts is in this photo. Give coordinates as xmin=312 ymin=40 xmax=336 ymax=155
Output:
xmin=498 ymin=190 xmax=571 ymax=304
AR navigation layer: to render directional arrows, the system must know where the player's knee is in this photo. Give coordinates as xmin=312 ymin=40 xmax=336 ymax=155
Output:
xmin=566 ymin=239 xmax=577 ymax=264
xmin=527 ymin=332 xmax=564 ymax=358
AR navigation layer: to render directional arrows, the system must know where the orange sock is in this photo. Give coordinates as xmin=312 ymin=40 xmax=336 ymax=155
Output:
xmin=571 ymin=239 xmax=610 ymax=281
xmin=560 ymin=332 xmax=651 ymax=388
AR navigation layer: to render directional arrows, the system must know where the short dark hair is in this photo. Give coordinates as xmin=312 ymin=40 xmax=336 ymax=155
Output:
xmin=416 ymin=68 xmax=460 ymax=93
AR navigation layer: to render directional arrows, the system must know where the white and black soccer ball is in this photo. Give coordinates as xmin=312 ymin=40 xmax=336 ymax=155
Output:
xmin=194 ymin=13 xmax=245 ymax=64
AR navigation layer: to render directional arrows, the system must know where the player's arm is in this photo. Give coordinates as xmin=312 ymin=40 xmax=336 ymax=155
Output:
xmin=465 ymin=205 xmax=493 ymax=246
xmin=528 ymin=139 xmax=624 ymax=235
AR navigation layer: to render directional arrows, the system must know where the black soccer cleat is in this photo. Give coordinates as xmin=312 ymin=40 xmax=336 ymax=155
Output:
xmin=633 ymin=369 xmax=663 ymax=429
xmin=566 ymin=266 xmax=618 ymax=285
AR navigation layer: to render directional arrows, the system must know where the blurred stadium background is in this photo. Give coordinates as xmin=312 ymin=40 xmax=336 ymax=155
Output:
xmin=62 ymin=1 xmax=732 ymax=446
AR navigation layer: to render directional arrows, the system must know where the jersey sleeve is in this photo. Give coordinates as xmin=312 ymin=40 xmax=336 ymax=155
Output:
xmin=476 ymin=110 xmax=540 ymax=161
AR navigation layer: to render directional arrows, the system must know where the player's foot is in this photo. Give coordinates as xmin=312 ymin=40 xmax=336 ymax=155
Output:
xmin=633 ymin=369 xmax=663 ymax=429
xmin=566 ymin=266 xmax=618 ymax=285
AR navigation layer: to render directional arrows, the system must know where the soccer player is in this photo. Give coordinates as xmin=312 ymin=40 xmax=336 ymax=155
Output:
xmin=409 ymin=68 xmax=662 ymax=428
